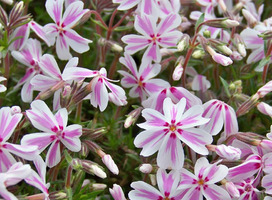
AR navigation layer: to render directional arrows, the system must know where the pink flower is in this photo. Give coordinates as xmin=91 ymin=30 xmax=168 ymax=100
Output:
xmin=0 ymin=107 xmax=38 ymax=172
xmin=112 ymin=0 xmax=157 ymax=15
xmin=44 ymin=0 xmax=92 ymax=60
xmin=135 ymin=97 xmax=212 ymax=169
xmin=63 ymin=67 xmax=127 ymax=111
xmin=233 ymin=177 xmax=261 ymax=200
xmin=122 ymin=13 xmax=182 ymax=62
xmin=110 ymin=184 xmax=126 ymax=200
xmin=257 ymin=102 xmax=272 ymax=117
xmin=215 ymin=144 xmax=241 ymax=161
xmin=200 ymin=99 xmax=238 ymax=137
xmin=129 ymin=168 xmax=184 ymax=199
xmin=118 ymin=53 xmax=170 ymax=101
xmin=0 ymin=162 xmax=32 ymax=200
xmin=21 ymin=100 xmax=82 ymax=168
xmin=11 ymin=39 xmax=43 ymax=102
xmin=257 ymin=80 xmax=272 ymax=98
xmin=178 ymin=157 xmax=231 ymax=200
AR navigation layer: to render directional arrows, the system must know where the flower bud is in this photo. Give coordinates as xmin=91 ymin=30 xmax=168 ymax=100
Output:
xmin=91 ymin=183 xmax=107 ymax=190
xmin=49 ymin=192 xmax=67 ymax=199
xmin=258 ymin=30 xmax=272 ymax=40
xmin=236 ymin=94 xmax=259 ymax=117
xmin=224 ymin=181 xmax=240 ymax=198
xmin=206 ymin=46 xmax=233 ymax=66
xmin=11 ymin=106 xmax=21 ymax=115
xmin=234 ymin=34 xmax=246 ymax=57
xmin=257 ymin=102 xmax=272 ymax=117
xmin=109 ymin=184 xmax=126 ymax=200
xmin=1 ymin=0 xmax=13 ymax=5
xmin=139 ymin=163 xmax=153 ymax=174
xmin=98 ymin=37 xmax=123 ymax=53
xmin=62 ymin=85 xmax=71 ymax=98
xmin=203 ymin=29 xmax=211 ymax=38
xmin=102 ymin=154 xmax=119 ymax=175
xmin=124 ymin=107 xmax=143 ymax=128
xmin=172 ymin=56 xmax=184 ymax=81
xmin=81 ymin=161 xmax=107 ymax=179
xmin=230 ymin=51 xmax=243 ymax=61
xmin=242 ymin=9 xmax=257 ymax=27
xmin=215 ymin=144 xmax=241 ymax=160
xmin=204 ymin=18 xmax=239 ymax=28
xmin=234 ymin=132 xmax=264 ymax=146
xmin=192 ymin=49 xmax=205 ymax=59
xmin=177 ymin=35 xmax=190 ymax=52
xmin=80 ymin=143 xmax=89 ymax=158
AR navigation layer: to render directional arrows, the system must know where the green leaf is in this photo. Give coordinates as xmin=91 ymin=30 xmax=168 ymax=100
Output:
xmin=64 ymin=149 xmax=73 ymax=164
xmin=114 ymin=25 xmax=133 ymax=32
xmin=90 ymin=16 xmax=107 ymax=30
xmin=195 ymin=13 xmax=205 ymax=33
xmin=255 ymin=56 xmax=270 ymax=71
xmin=220 ymin=76 xmax=231 ymax=97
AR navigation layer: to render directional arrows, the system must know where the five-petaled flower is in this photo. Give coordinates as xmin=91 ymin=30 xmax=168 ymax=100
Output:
xmin=135 ymin=97 xmax=212 ymax=170
xmin=21 ymin=100 xmax=82 ymax=168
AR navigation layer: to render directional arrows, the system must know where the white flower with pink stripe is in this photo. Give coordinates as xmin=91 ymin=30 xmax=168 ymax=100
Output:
xmin=122 ymin=13 xmax=182 ymax=62
xmin=135 ymin=97 xmax=212 ymax=170
xmin=21 ymin=100 xmax=82 ymax=168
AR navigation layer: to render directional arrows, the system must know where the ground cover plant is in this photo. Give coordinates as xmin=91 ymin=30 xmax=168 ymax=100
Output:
xmin=1 ymin=0 xmax=272 ymax=199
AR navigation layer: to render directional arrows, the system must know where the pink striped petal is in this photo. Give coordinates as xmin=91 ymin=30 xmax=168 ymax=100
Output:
xmin=139 ymin=108 xmax=166 ymax=128
xmin=119 ymin=53 xmax=138 ymax=77
xmin=129 ymin=181 xmax=162 ymax=200
xmin=134 ymin=14 xmax=156 ymax=37
xmin=40 ymin=54 xmax=62 ymax=79
xmin=203 ymin=184 xmax=231 ymax=200
xmin=31 ymin=74 xmax=59 ymax=92
xmin=157 ymin=14 xmax=181 ymax=36
xmin=158 ymin=31 xmax=182 ymax=47
xmin=247 ymin=46 xmax=265 ymax=64
xmin=181 ymin=187 xmax=202 ymax=200
xmin=110 ymin=184 xmax=126 ymax=200
xmin=177 ymin=128 xmax=212 ymax=155
xmin=62 ymin=66 xmax=98 ymax=81
xmin=157 ymin=169 xmax=180 ymax=197
xmin=26 ymin=100 xmax=59 ymax=133
xmin=179 ymin=169 xmax=197 ymax=190
xmin=143 ymin=43 xmax=161 ymax=62
xmin=46 ymin=140 xmax=61 ymax=168
xmin=122 ymin=35 xmax=150 ymax=55
xmin=46 ymin=0 xmax=64 ymax=24
xmin=114 ymin=0 xmax=140 ymax=10
xmin=29 ymin=21 xmax=51 ymax=46
xmin=53 ymin=89 xmax=61 ymax=111
xmin=21 ymin=133 xmax=55 ymax=152
xmin=21 ymin=80 xmax=34 ymax=103
xmin=119 ymin=70 xmax=138 ymax=87
xmin=134 ymin=128 xmax=167 ymax=156
xmin=144 ymin=79 xmax=170 ymax=94
xmin=157 ymin=133 xmax=184 ymax=169
xmin=0 ymin=107 xmax=22 ymax=141
xmin=56 ymin=34 xmax=72 ymax=60
xmin=55 ymin=108 xmax=68 ymax=130
xmin=5 ymin=143 xmax=38 ymax=161
xmin=90 ymin=77 xmax=108 ymax=112
xmin=0 ymin=150 xmax=16 ymax=172
xmin=9 ymin=24 xmax=30 ymax=51
xmin=240 ymin=28 xmax=263 ymax=49
xmin=262 ymin=174 xmax=272 ymax=194
xmin=64 ymin=29 xmax=91 ymax=53
xmin=222 ymin=103 xmax=238 ymax=136
xmin=62 ymin=1 xmax=87 ymax=28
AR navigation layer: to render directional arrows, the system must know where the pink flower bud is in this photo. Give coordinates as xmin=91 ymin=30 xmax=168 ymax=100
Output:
xmin=102 ymin=154 xmax=119 ymax=175
xmin=224 ymin=181 xmax=240 ymax=198
xmin=215 ymin=144 xmax=241 ymax=160
xmin=109 ymin=184 xmax=126 ymax=200
xmin=230 ymin=51 xmax=243 ymax=61
xmin=257 ymin=81 xmax=272 ymax=98
xmin=257 ymin=102 xmax=272 ymax=117
xmin=139 ymin=164 xmax=153 ymax=174
xmin=172 ymin=62 xmax=183 ymax=81
xmin=212 ymin=53 xmax=233 ymax=66
xmin=92 ymin=183 xmax=107 ymax=190
xmin=11 ymin=106 xmax=21 ymax=115
xmin=242 ymin=9 xmax=257 ymax=27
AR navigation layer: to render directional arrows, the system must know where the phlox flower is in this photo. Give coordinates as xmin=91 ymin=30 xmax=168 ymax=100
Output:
xmin=44 ymin=0 xmax=92 ymax=60
xmin=31 ymin=55 xmax=82 ymax=110
xmin=233 ymin=177 xmax=261 ymax=200
xmin=0 ymin=162 xmax=32 ymax=200
xmin=135 ymin=97 xmax=212 ymax=170
xmin=118 ymin=53 xmax=170 ymax=101
xmin=11 ymin=39 xmax=43 ymax=102
xmin=129 ymin=168 xmax=184 ymax=199
xmin=155 ymin=0 xmax=181 ymax=17
xmin=21 ymin=100 xmax=82 ymax=168
xmin=200 ymin=99 xmax=238 ymax=138
xmin=178 ymin=157 xmax=231 ymax=200
xmin=122 ymin=13 xmax=182 ymax=62
xmin=62 ymin=67 xmax=127 ymax=112
xmin=0 ymin=107 xmax=38 ymax=172
xmin=142 ymin=86 xmax=202 ymax=113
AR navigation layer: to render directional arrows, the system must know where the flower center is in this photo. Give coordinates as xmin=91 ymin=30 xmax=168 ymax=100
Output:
xmin=198 ymin=179 xmax=205 ymax=185
xmin=244 ymin=184 xmax=252 ymax=192
xmin=169 ymin=124 xmax=176 ymax=132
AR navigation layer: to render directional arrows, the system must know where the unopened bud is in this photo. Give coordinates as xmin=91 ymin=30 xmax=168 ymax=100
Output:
xmin=234 ymin=132 xmax=264 ymax=146
xmin=203 ymin=29 xmax=211 ymax=38
xmin=236 ymin=94 xmax=259 ymax=116
xmin=258 ymin=30 xmax=272 ymax=40
xmin=204 ymin=18 xmax=239 ymax=28
xmin=49 ymin=191 xmax=67 ymax=199
xmin=215 ymin=144 xmax=241 ymax=160
xmin=14 ymin=1 xmax=24 ymax=13
xmin=230 ymin=51 xmax=243 ymax=61
xmin=223 ymin=19 xmax=240 ymax=28
xmin=109 ymin=184 xmax=126 ymax=200
xmin=206 ymin=46 xmax=233 ymax=66
xmin=139 ymin=163 xmax=153 ymax=174
xmin=242 ymin=9 xmax=257 ymax=27
xmin=150 ymin=174 xmax=156 ymax=186
xmin=218 ymin=45 xmax=233 ymax=56
xmin=124 ymin=107 xmax=143 ymax=128
xmin=98 ymin=38 xmax=123 ymax=53
xmin=71 ymin=158 xmax=82 ymax=170
xmin=91 ymin=183 xmax=107 ymax=190
xmin=172 ymin=56 xmax=184 ymax=81
xmin=11 ymin=106 xmax=21 ymax=115
xmin=192 ymin=49 xmax=205 ymax=59
xmin=1 ymin=0 xmax=13 ymax=5
xmin=62 ymin=85 xmax=71 ymax=98
xmin=223 ymin=180 xmax=240 ymax=198
xmin=80 ymin=143 xmax=89 ymax=158
xmin=234 ymin=34 xmax=246 ymax=57
xmin=81 ymin=160 xmax=107 ymax=179
xmin=177 ymin=35 xmax=189 ymax=52
xmin=102 ymin=154 xmax=119 ymax=175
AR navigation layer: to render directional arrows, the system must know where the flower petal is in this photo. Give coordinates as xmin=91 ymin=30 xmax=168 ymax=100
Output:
xmin=46 ymin=140 xmax=61 ymax=168
xmin=129 ymin=181 xmax=162 ymax=200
